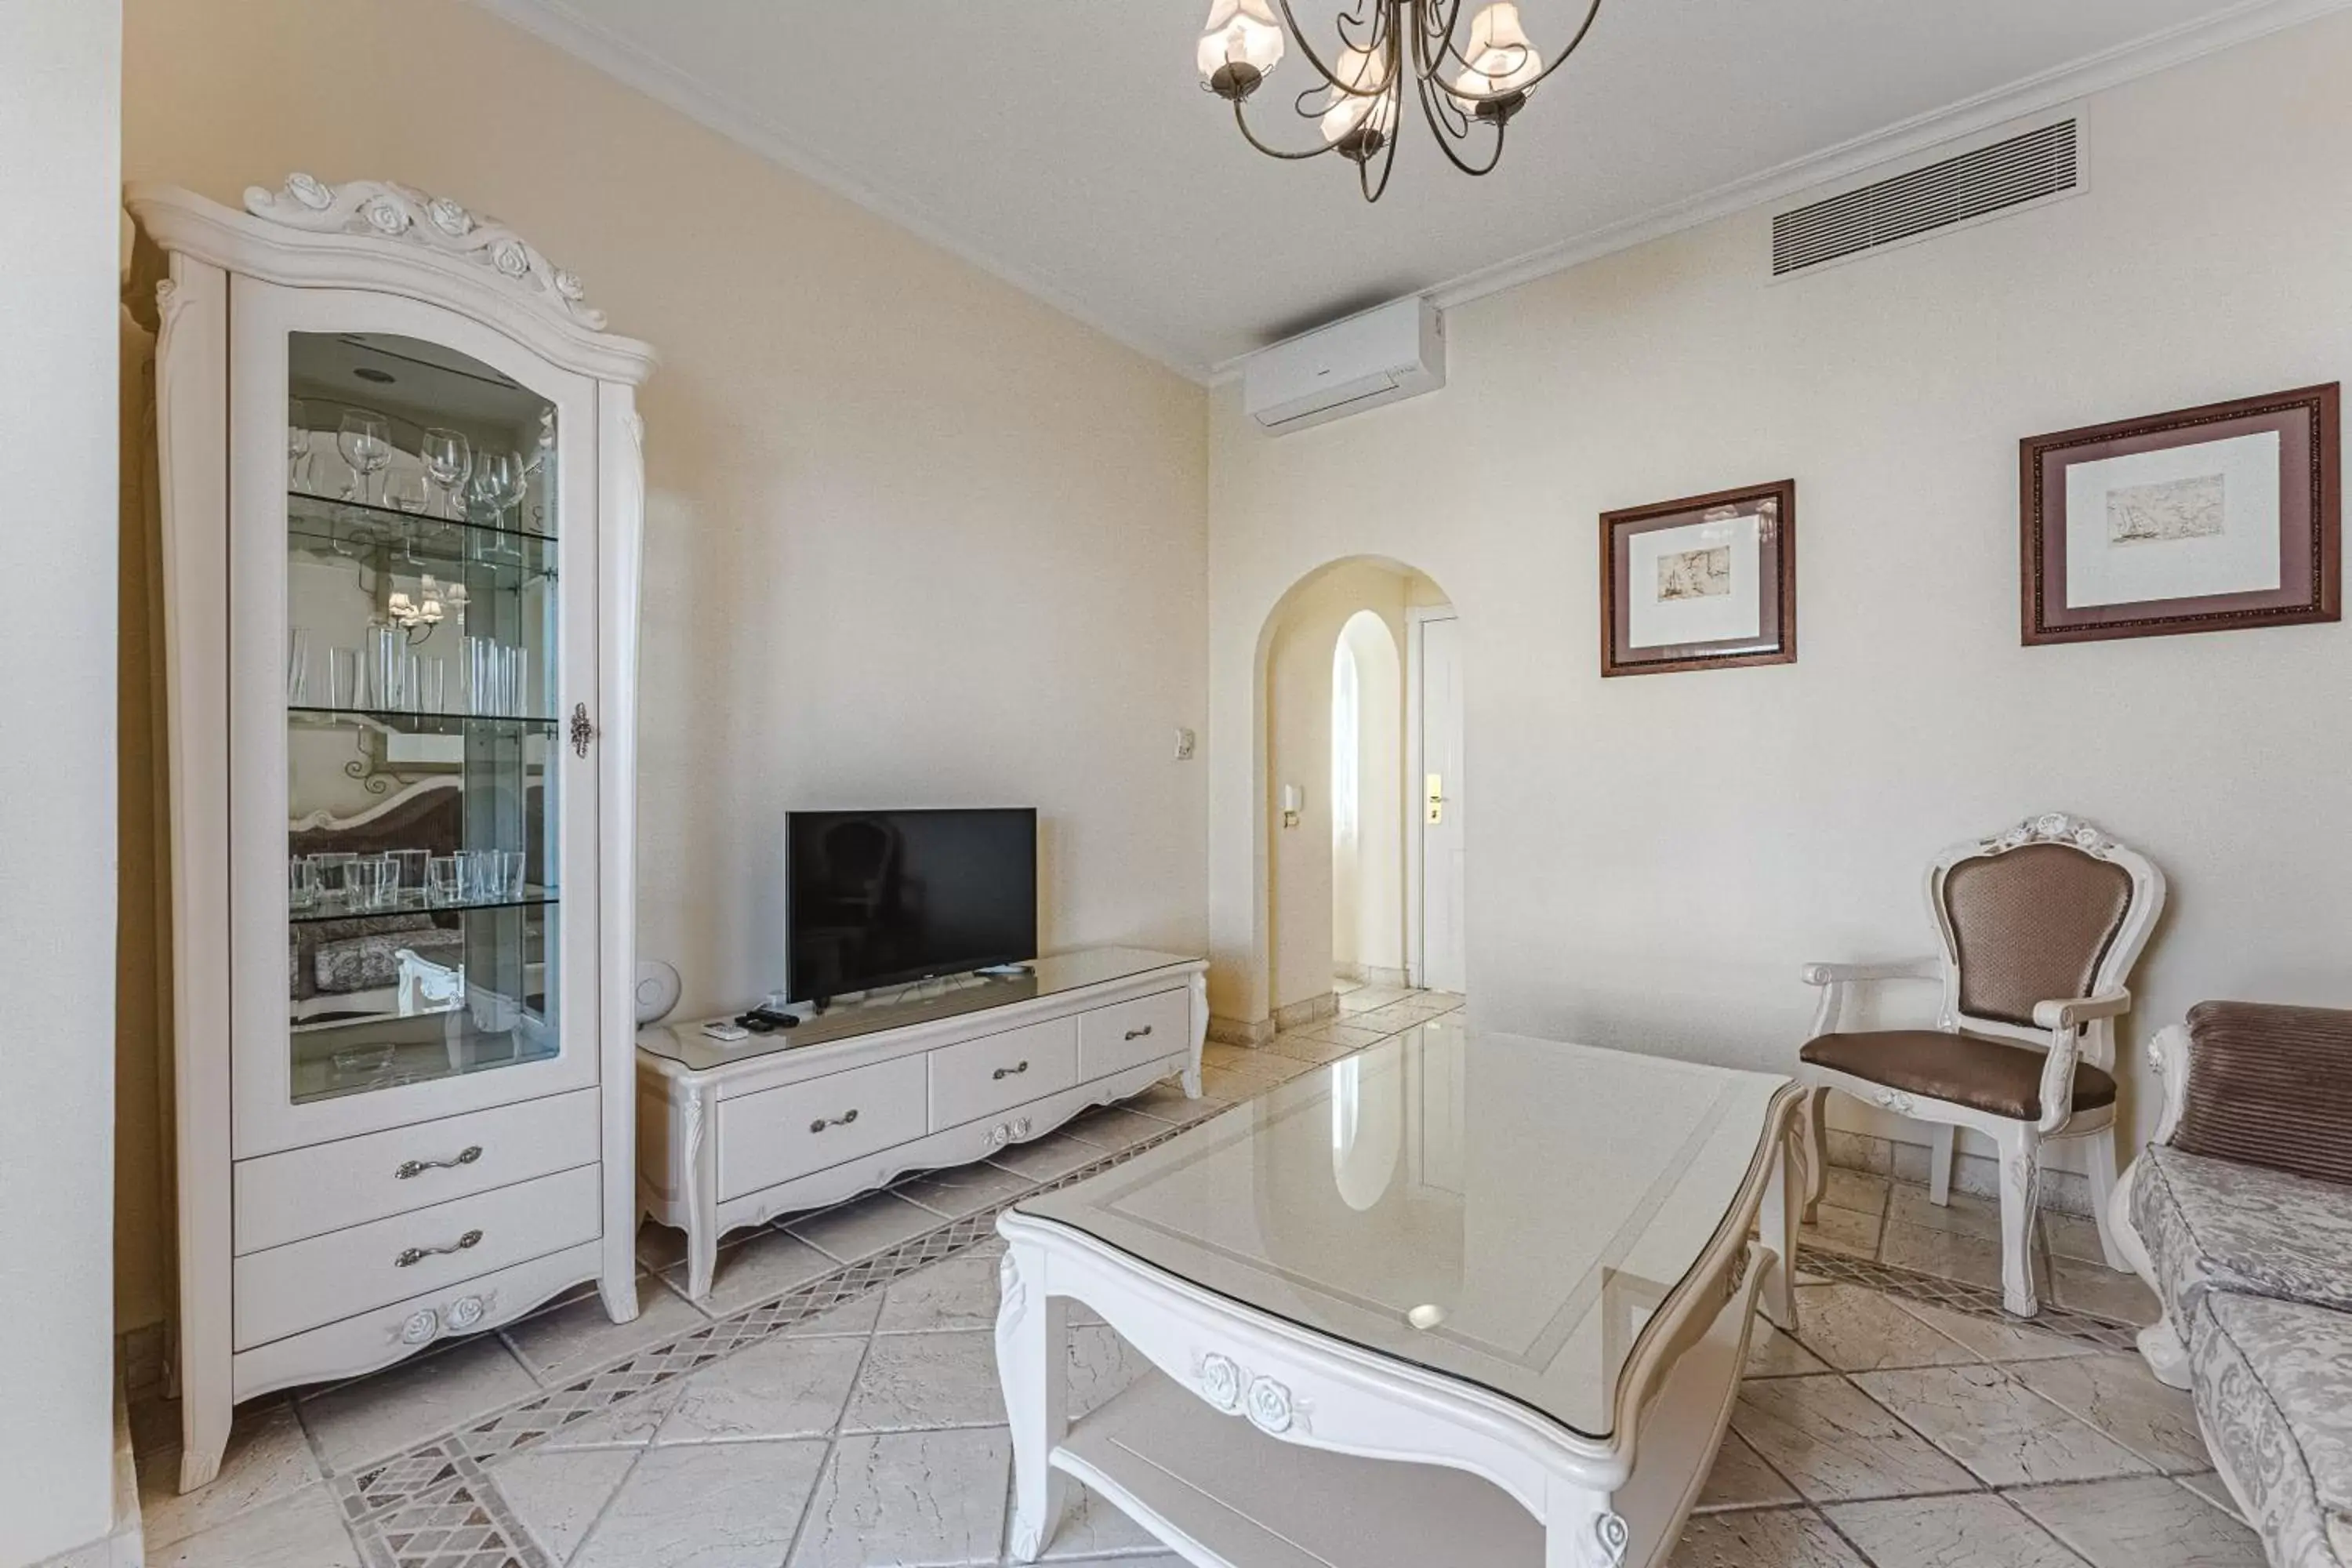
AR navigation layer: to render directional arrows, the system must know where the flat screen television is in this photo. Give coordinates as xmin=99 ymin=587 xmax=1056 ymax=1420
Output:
xmin=785 ymin=808 xmax=1037 ymax=1004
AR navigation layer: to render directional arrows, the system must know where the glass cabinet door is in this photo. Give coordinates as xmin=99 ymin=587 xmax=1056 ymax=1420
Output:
xmin=281 ymin=332 xmax=567 ymax=1105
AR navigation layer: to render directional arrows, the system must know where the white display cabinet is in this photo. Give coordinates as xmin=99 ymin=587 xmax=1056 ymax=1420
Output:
xmin=126 ymin=176 xmax=655 ymax=1492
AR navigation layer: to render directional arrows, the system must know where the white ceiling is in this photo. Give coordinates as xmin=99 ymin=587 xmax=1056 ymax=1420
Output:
xmin=484 ymin=0 xmax=2341 ymax=378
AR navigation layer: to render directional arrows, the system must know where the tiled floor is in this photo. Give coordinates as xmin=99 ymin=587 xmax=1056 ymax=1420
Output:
xmin=124 ymin=985 xmax=2256 ymax=1568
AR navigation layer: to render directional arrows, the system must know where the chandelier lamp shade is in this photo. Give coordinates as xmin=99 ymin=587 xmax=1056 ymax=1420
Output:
xmin=1196 ymin=0 xmax=1603 ymax=201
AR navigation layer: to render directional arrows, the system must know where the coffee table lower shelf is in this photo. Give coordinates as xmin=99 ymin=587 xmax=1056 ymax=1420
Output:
xmin=1053 ymin=1370 xmax=1543 ymax=1568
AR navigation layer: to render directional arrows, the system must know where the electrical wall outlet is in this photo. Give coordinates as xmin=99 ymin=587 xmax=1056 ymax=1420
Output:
xmin=1174 ymin=727 xmax=1196 ymax=760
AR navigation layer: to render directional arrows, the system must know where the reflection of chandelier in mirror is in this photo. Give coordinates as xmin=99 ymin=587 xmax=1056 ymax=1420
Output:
xmin=387 ymin=572 xmax=467 ymax=636
xmin=1196 ymin=0 xmax=1602 ymax=202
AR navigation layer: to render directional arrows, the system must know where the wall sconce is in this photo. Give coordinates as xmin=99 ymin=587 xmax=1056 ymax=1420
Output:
xmin=1281 ymin=783 xmax=1304 ymax=829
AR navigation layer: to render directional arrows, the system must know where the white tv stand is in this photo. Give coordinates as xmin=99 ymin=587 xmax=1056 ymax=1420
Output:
xmin=636 ymin=947 xmax=1207 ymax=1300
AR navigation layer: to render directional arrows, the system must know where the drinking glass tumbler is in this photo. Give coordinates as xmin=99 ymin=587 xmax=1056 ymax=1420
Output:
xmin=289 ymin=856 xmax=318 ymax=913
xmin=416 ymin=657 xmax=447 ymax=715
xmin=329 ymin=648 xmax=363 ymax=710
xmin=347 ymin=858 xmax=391 ymax=913
xmin=426 ymin=855 xmax=460 ymax=907
xmin=286 ymin=627 xmax=313 ymax=706
xmin=311 ymin=851 xmax=358 ymax=907
xmin=388 ymin=848 xmax=430 ymax=906
xmin=502 ymin=851 xmax=528 ymax=900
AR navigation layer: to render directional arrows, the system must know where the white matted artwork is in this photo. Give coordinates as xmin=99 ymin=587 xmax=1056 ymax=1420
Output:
xmin=2063 ymin=431 xmax=2281 ymax=608
xmin=1627 ymin=514 xmax=1762 ymax=648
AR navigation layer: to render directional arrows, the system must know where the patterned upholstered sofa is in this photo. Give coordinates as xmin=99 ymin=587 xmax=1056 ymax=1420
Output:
xmin=2114 ymin=1002 xmax=2352 ymax=1568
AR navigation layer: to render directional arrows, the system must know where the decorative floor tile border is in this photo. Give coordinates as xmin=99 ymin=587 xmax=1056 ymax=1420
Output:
xmin=1795 ymin=1244 xmax=2141 ymax=1349
xmin=339 ymin=1115 xmax=1207 ymax=1566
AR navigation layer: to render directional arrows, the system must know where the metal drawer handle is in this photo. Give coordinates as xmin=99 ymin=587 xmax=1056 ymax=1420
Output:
xmin=992 ymin=1060 xmax=1030 ymax=1080
xmin=395 ymin=1145 xmax=484 ymax=1180
xmin=1124 ymin=1025 xmax=1153 ymax=1041
xmin=809 ymin=1109 xmax=860 ymax=1134
xmin=396 ymin=1229 xmax=483 ymax=1268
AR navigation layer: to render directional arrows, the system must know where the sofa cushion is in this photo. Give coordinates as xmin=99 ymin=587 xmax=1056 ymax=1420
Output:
xmin=1801 ymin=1029 xmax=2117 ymax=1121
xmin=2193 ymin=1290 xmax=2352 ymax=1568
xmin=2177 ymin=1001 xmax=2352 ymax=1187
xmin=2133 ymin=1143 xmax=2352 ymax=1326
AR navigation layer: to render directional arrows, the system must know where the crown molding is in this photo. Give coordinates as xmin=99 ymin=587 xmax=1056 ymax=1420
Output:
xmin=1209 ymin=0 xmax=2352 ymax=380
xmin=468 ymin=0 xmax=1214 ymax=383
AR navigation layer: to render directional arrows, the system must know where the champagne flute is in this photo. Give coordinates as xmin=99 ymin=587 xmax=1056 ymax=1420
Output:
xmin=422 ymin=427 xmax=471 ymax=521
xmin=336 ymin=409 xmax=392 ymax=506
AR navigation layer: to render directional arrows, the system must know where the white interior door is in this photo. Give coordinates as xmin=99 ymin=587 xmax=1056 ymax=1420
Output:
xmin=1417 ymin=615 xmax=1466 ymax=993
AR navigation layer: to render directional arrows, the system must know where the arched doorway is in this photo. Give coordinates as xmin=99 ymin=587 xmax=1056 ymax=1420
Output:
xmin=1254 ymin=557 xmax=1461 ymax=1033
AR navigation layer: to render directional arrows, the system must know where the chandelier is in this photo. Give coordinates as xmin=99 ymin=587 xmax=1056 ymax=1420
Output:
xmin=1196 ymin=0 xmax=1602 ymax=202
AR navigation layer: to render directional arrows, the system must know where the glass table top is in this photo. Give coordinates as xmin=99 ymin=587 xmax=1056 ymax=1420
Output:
xmin=1018 ymin=1017 xmax=1791 ymax=1440
xmin=637 ymin=947 xmax=1198 ymax=1073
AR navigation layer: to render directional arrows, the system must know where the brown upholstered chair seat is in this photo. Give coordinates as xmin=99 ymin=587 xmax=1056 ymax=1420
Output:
xmin=1800 ymin=1029 xmax=2118 ymax=1123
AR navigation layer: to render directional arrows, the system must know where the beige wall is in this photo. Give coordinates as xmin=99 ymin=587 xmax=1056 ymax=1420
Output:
xmin=1210 ymin=14 xmax=2352 ymax=1163
xmin=117 ymin=0 xmax=1208 ymax=1332
xmin=3 ymin=5 xmax=122 ymax=1561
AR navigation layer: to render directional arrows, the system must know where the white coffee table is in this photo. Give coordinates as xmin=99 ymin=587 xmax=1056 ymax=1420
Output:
xmin=994 ymin=1018 xmax=1803 ymax=1568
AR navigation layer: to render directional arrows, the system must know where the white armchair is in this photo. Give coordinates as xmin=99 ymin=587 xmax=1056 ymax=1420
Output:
xmin=1797 ymin=813 xmax=2165 ymax=1316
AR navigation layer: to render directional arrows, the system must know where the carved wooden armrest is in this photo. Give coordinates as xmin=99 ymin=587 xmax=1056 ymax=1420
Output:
xmin=2028 ymin=991 xmax=2129 ymax=1134
xmin=1800 ymin=957 xmax=1940 ymax=1040
xmin=2031 ymin=990 xmax=2131 ymax=1030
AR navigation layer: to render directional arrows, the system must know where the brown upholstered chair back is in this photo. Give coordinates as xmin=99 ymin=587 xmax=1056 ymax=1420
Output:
xmin=1936 ymin=841 xmax=2135 ymax=1029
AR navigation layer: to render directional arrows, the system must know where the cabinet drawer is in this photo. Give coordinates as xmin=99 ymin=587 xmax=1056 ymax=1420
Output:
xmin=234 ymin=1163 xmax=601 ymax=1350
xmin=234 ymin=1089 xmax=601 ymax=1254
xmin=1080 ymin=988 xmax=1191 ymax=1081
xmin=927 ymin=1018 xmax=1078 ymax=1132
xmin=717 ymin=1056 xmax=928 ymax=1202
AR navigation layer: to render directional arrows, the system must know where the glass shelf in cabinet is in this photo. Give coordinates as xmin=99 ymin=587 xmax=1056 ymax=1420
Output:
xmin=287 ymin=492 xmax=556 ymax=577
xmin=289 ymin=886 xmax=561 ymax=926
xmin=287 ymin=707 xmax=557 ymax=733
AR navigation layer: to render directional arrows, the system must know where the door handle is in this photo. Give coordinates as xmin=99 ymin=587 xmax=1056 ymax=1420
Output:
xmin=1124 ymin=1025 xmax=1153 ymax=1041
xmin=809 ymin=1109 xmax=861 ymax=1134
xmin=1425 ymin=771 xmax=1446 ymax=825
xmin=992 ymin=1060 xmax=1030 ymax=1080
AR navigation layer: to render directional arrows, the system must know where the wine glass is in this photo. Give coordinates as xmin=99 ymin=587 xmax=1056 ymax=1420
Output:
xmin=468 ymin=450 xmax=525 ymax=537
xmin=336 ymin=409 xmax=392 ymax=506
xmin=385 ymin=468 xmax=429 ymax=515
xmin=421 ymin=428 xmax=471 ymax=520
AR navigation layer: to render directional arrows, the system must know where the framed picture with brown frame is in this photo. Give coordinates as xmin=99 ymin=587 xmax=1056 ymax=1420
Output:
xmin=1600 ymin=478 xmax=1796 ymax=677
xmin=2020 ymin=383 xmax=2339 ymax=645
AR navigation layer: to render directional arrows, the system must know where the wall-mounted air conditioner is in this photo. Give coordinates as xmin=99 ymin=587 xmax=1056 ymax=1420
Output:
xmin=1243 ymin=297 xmax=1446 ymax=435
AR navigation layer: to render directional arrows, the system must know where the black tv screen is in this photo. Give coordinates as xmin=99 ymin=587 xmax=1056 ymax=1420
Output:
xmin=786 ymin=808 xmax=1037 ymax=1002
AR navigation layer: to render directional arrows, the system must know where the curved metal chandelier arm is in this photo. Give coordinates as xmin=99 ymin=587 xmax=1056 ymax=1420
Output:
xmin=1411 ymin=0 xmax=1469 ymax=83
xmin=1273 ymin=0 xmax=1383 ymax=93
xmin=1414 ymin=78 xmax=1505 ymax=176
xmin=1232 ymin=96 xmax=1345 ymax=161
xmin=1358 ymin=108 xmax=1403 ymax=201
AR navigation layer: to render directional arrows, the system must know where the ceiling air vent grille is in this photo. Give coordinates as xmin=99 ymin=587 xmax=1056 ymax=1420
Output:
xmin=1773 ymin=119 xmax=2079 ymax=277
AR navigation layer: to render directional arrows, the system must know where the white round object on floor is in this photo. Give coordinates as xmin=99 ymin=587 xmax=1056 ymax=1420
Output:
xmin=634 ymin=959 xmax=682 ymax=1025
